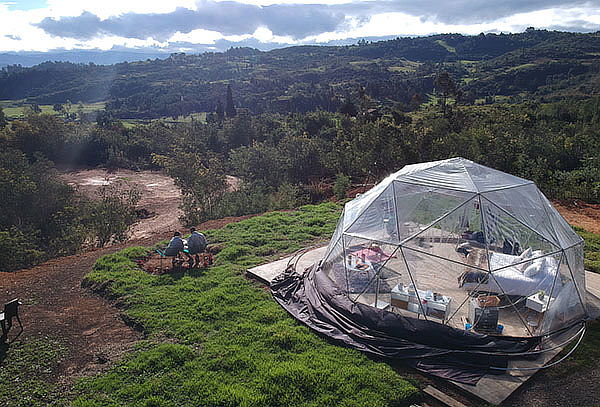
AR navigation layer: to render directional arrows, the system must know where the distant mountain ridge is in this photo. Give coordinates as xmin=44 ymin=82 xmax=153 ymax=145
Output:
xmin=0 ymin=50 xmax=170 ymax=68
xmin=1 ymin=30 xmax=599 ymax=118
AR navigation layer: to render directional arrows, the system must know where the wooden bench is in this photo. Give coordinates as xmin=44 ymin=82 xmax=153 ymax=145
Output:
xmin=1 ymin=299 xmax=23 ymax=344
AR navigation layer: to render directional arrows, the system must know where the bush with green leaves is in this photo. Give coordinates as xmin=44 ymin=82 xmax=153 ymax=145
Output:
xmin=84 ymin=181 xmax=141 ymax=247
xmin=333 ymin=173 xmax=351 ymax=201
xmin=0 ymin=228 xmax=45 ymax=272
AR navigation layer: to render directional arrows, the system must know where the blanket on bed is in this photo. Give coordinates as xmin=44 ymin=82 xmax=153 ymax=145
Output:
xmin=487 ymin=252 xmax=557 ymax=297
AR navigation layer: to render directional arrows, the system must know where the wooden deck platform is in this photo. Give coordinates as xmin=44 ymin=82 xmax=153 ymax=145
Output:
xmin=247 ymin=246 xmax=600 ymax=405
xmin=247 ymin=246 xmax=327 ymax=285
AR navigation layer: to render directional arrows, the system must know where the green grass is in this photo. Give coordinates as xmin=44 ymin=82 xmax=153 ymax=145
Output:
xmin=0 ymin=101 xmax=106 ymax=119
xmin=4 ymin=205 xmax=598 ymax=406
xmin=547 ymin=320 xmax=600 ymax=378
xmin=122 ymin=112 xmax=208 ymax=127
xmin=0 ymin=337 xmax=68 ymax=407
xmin=574 ymin=226 xmax=600 ymax=273
xmin=73 ymin=203 xmax=420 ymax=406
xmin=435 ymin=40 xmax=456 ymax=53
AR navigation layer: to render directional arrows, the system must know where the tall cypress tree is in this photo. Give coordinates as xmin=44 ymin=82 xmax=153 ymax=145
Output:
xmin=215 ymin=100 xmax=225 ymax=121
xmin=225 ymin=84 xmax=237 ymax=118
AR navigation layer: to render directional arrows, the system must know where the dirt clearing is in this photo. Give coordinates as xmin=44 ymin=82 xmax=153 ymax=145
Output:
xmin=60 ymin=168 xmax=184 ymax=240
xmin=552 ymin=199 xmax=600 ymax=234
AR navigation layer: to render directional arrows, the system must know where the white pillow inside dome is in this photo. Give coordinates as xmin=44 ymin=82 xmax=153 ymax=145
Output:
xmin=524 ymin=258 xmax=545 ymax=277
xmin=515 ymin=247 xmax=533 ymax=272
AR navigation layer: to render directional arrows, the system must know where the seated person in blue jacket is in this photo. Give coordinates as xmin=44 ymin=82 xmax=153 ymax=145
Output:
xmin=185 ymin=227 xmax=208 ymax=268
xmin=165 ymin=232 xmax=185 ymax=257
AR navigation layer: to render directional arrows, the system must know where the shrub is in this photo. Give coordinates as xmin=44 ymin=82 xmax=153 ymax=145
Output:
xmin=269 ymin=183 xmax=308 ymax=210
xmin=0 ymin=227 xmax=45 ymax=271
xmin=333 ymin=173 xmax=351 ymax=201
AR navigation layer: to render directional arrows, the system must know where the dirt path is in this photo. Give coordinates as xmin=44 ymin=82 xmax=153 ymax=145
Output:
xmin=1 ymin=243 xmax=143 ymax=381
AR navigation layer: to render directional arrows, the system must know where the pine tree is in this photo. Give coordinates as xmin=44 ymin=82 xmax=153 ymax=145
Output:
xmin=215 ymin=100 xmax=225 ymax=121
xmin=0 ymin=107 xmax=7 ymax=128
xmin=225 ymin=84 xmax=237 ymax=118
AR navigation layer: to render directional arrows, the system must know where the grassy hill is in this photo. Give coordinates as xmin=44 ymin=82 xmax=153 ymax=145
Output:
xmin=2 ymin=30 xmax=600 ymax=119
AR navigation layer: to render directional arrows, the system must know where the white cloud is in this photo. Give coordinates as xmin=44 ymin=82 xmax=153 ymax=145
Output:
xmin=1 ymin=1 xmax=600 ymax=53
xmin=251 ymin=26 xmax=296 ymax=43
xmin=309 ymin=7 xmax=600 ymax=42
xmin=169 ymin=28 xmax=224 ymax=45
xmin=45 ymin=0 xmax=197 ymax=19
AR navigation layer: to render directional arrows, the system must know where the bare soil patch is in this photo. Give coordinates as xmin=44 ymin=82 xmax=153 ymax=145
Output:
xmin=60 ymin=168 xmax=184 ymax=240
xmin=0 ymin=243 xmax=143 ymax=384
xmin=552 ymin=199 xmax=600 ymax=234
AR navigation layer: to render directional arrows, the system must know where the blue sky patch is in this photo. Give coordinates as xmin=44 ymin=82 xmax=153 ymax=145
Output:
xmin=4 ymin=0 xmax=47 ymax=11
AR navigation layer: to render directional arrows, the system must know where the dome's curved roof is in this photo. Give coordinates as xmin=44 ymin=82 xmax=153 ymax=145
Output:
xmin=342 ymin=157 xmax=582 ymax=249
xmin=393 ymin=157 xmax=532 ymax=193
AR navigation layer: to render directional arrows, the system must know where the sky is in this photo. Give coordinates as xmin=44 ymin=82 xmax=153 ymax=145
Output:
xmin=1 ymin=0 xmax=600 ymax=54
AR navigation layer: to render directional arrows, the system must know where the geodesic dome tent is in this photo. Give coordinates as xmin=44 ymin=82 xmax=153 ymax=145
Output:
xmin=273 ymin=158 xmax=588 ymax=383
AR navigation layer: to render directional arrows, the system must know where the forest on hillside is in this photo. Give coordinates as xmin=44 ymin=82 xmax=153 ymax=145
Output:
xmin=2 ymin=29 xmax=600 ymax=119
xmin=1 ymin=95 xmax=599 ymax=270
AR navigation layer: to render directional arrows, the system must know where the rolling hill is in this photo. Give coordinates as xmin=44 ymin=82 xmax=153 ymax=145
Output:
xmin=1 ymin=29 xmax=600 ymax=119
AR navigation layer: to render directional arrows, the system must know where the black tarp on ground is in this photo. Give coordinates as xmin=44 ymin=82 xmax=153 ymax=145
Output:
xmin=271 ymin=265 xmax=541 ymax=385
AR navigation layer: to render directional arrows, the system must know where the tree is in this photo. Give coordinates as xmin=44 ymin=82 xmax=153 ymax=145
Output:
xmin=333 ymin=173 xmax=351 ymax=200
xmin=153 ymin=151 xmax=227 ymax=225
xmin=215 ymin=100 xmax=225 ymax=121
xmin=339 ymin=100 xmax=358 ymax=117
xmin=11 ymin=114 xmax=67 ymax=162
xmin=85 ymin=181 xmax=141 ymax=247
xmin=433 ymin=71 xmax=457 ymax=114
xmin=225 ymin=84 xmax=237 ymax=118
xmin=0 ymin=107 xmax=7 ymax=128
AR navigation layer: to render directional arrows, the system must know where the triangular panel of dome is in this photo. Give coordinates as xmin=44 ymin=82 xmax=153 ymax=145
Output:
xmin=539 ymin=251 xmax=586 ymax=335
xmin=345 ymin=183 xmax=400 ymax=244
xmin=342 ymin=234 xmax=400 ymax=301
xmin=481 ymin=184 xmax=562 ymax=247
xmin=564 ymin=243 xmax=587 ymax=311
xmin=373 ymin=254 xmax=414 ymax=314
xmin=323 ymin=210 xmax=345 ymax=262
xmin=400 ymin=246 xmax=478 ymax=325
xmin=320 ymin=236 xmax=347 ymax=290
xmin=402 ymin=195 xmax=487 ymax=270
xmin=342 ymin=173 xmax=396 ymax=230
xmin=392 ymin=181 xmax=476 ymax=244
xmin=459 ymin=158 xmax=532 ymax=192
xmin=537 ymin=190 xmax=584 ymax=248
xmin=480 ymin=196 xmax=562 ymax=271
xmin=354 ymin=262 xmax=409 ymax=311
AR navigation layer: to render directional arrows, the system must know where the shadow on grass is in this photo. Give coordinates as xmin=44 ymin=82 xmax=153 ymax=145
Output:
xmin=163 ymin=266 xmax=208 ymax=280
